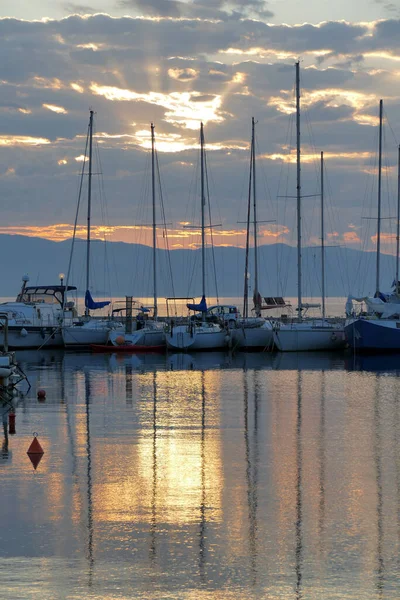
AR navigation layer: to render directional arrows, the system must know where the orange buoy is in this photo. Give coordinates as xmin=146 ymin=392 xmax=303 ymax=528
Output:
xmin=8 ymin=412 xmax=16 ymax=435
xmin=37 ymin=389 xmax=46 ymax=400
xmin=115 ymin=335 xmax=125 ymax=346
xmin=27 ymin=433 xmax=44 ymax=470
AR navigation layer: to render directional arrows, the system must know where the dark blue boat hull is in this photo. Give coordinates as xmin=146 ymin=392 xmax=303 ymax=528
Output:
xmin=345 ymin=318 xmax=400 ymax=351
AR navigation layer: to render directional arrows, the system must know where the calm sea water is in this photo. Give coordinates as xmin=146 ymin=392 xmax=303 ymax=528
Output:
xmin=1 ymin=348 xmax=400 ymax=599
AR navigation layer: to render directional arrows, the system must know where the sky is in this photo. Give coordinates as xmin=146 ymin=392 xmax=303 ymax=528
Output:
xmin=1 ymin=0 xmax=400 ymax=254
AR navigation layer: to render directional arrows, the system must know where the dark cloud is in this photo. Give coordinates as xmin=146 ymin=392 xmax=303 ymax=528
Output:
xmin=0 ymin=13 xmax=399 ymax=252
xmin=117 ymin=0 xmax=273 ymax=20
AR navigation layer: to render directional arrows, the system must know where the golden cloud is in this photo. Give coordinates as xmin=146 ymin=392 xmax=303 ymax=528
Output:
xmin=90 ymin=83 xmax=225 ymax=129
xmin=0 ymin=223 xmax=290 ymax=247
xmin=43 ymin=103 xmax=68 ymax=114
xmin=0 ymin=136 xmax=50 ymax=146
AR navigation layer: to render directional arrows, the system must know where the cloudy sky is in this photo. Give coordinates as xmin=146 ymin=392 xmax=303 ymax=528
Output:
xmin=1 ymin=0 xmax=400 ymax=254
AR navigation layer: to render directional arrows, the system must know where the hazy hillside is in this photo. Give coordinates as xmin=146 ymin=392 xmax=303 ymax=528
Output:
xmin=0 ymin=234 xmax=394 ymax=299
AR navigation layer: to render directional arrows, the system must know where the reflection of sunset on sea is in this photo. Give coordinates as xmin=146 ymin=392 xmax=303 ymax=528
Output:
xmin=93 ymin=370 xmax=223 ymax=525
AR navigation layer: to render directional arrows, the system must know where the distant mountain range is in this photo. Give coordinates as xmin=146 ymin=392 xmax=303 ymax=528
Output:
xmin=0 ymin=234 xmax=396 ymax=299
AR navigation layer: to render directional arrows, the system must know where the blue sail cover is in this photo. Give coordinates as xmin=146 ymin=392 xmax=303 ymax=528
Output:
xmin=187 ymin=295 xmax=207 ymax=312
xmin=85 ymin=290 xmax=110 ymax=310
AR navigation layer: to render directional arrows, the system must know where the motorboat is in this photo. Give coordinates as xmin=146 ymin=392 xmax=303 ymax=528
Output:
xmin=0 ymin=275 xmax=77 ymax=349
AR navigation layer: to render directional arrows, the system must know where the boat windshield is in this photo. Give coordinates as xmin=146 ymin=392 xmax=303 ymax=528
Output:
xmin=16 ymin=286 xmax=76 ymax=306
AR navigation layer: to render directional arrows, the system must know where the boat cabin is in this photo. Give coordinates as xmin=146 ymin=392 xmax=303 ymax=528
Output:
xmin=16 ymin=285 xmax=77 ymax=307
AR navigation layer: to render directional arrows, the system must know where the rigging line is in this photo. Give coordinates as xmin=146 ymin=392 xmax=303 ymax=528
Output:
xmin=95 ymin=137 xmax=119 ymax=299
xmin=155 ymin=149 xmax=177 ymax=305
xmin=186 ymin=141 xmax=201 ymax=299
xmin=254 ymin=128 xmax=273 ymax=296
xmin=276 ymin=109 xmax=294 ymax=295
xmin=133 ymin=150 xmax=151 ymax=296
xmin=324 ymin=156 xmax=350 ymax=294
xmin=93 ymin=139 xmax=111 ymax=303
xmin=383 ymin=106 xmax=399 ymax=148
xmin=354 ymin=126 xmax=379 ymax=294
xmin=204 ymin=145 xmax=219 ymax=304
xmin=280 ymin=109 xmax=296 ymax=298
xmin=323 ymin=164 xmax=349 ymax=295
xmin=382 ymin=126 xmax=394 ymax=258
xmin=64 ymin=121 xmax=90 ymax=305
xmin=202 ymin=139 xmax=222 ymax=302
xmin=280 ymin=111 xmax=295 ymax=299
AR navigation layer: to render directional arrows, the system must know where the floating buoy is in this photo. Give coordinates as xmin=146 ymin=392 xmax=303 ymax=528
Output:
xmin=20 ymin=328 xmax=28 ymax=338
xmin=37 ymin=389 xmax=46 ymax=400
xmin=27 ymin=433 xmax=44 ymax=470
xmin=115 ymin=335 xmax=125 ymax=346
xmin=8 ymin=412 xmax=16 ymax=435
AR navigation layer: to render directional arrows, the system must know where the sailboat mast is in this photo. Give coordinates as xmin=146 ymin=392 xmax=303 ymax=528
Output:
xmin=295 ymin=61 xmax=302 ymax=320
xmin=243 ymin=121 xmax=253 ymax=319
xmin=252 ymin=117 xmax=260 ymax=317
xmin=321 ymin=151 xmax=326 ymax=319
xmin=396 ymin=144 xmax=400 ymax=296
xmin=151 ymin=123 xmax=157 ymax=319
xmin=376 ymin=99 xmax=383 ymax=295
xmin=85 ymin=109 xmax=94 ymax=317
xmin=200 ymin=123 xmax=206 ymax=315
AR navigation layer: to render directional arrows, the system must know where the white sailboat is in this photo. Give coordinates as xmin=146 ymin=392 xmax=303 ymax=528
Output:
xmin=109 ymin=123 xmax=165 ymax=349
xmin=166 ymin=123 xmax=229 ymax=351
xmin=232 ymin=117 xmax=274 ymax=350
xmin=62 ymin=110 xmax=122 ymax=347
xmin=272 ymin=63 xmax=345 ymax=352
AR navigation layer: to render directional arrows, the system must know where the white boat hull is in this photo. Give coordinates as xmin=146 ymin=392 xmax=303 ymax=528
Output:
xmin=273 ymin=322 xmax=346 ymax=352
xmin=166 ymin=324 xmax=229 ymax=351
xmin=109 ymin=328 xmax=165 ymax=347
xmin=63 ymin=325 xmax=110 ymax=346
xmin=0 ymin=326 xmax=63 ymax=349
xmin=232 ymin=321 xmax=273 ymax=350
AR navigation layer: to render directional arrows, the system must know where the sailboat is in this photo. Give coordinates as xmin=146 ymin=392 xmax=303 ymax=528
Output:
xmin=272 ymin=62 xmax=345 ymax=352
xmin=345 ymin=100 xmax=400 ymax=351
xmin=165 ymin=123 xmax=229 ymax=351
xmin=108 ymin=123 xmax=166 ymax=349
xmin=232 ymin=117 xmax=274 ymax=350
xmin=62 ymin=110 xmax=122 ymax=347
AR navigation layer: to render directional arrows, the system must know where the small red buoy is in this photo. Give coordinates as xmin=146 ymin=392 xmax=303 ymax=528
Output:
xmin=27 ymin=433 xmax=44 ymax=470
xmin=8 ymin=412 xmax=16 ymax=435
xmin=37 ymin=389 xmax=46 ymax=400
xmin=115 ymin=335 xmax=125 ymax=346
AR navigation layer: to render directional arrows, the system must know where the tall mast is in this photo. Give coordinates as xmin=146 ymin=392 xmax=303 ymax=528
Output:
xmin=396 ymin=144 xmax=400 ymax=296
xmin=200 ymin=123 xmax=206 ymax=321
xmin=295 ymin=61 xmax=302 ymax=320
xmin=243 ymin=124 xmax=252 ymax=319
xmin=252 ymin=117 xmax=260 ymax=317
xmin=321 ymin=151 xmax=326 ymax=319
xmin=376 ymin=99 xmax=383 ymax=295
xmin=151 ymin=123 xmax=157 ymax=319
xmin=85 ymin=109 xmax=94 ymax=317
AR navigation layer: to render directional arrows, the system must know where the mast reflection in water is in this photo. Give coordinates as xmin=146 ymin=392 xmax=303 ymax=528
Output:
xmin=0 ymin=350 xmax=399 ymax=599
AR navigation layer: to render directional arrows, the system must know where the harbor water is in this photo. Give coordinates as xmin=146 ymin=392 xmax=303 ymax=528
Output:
xmin=1 ymin=348 xmax=400 ymax=599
